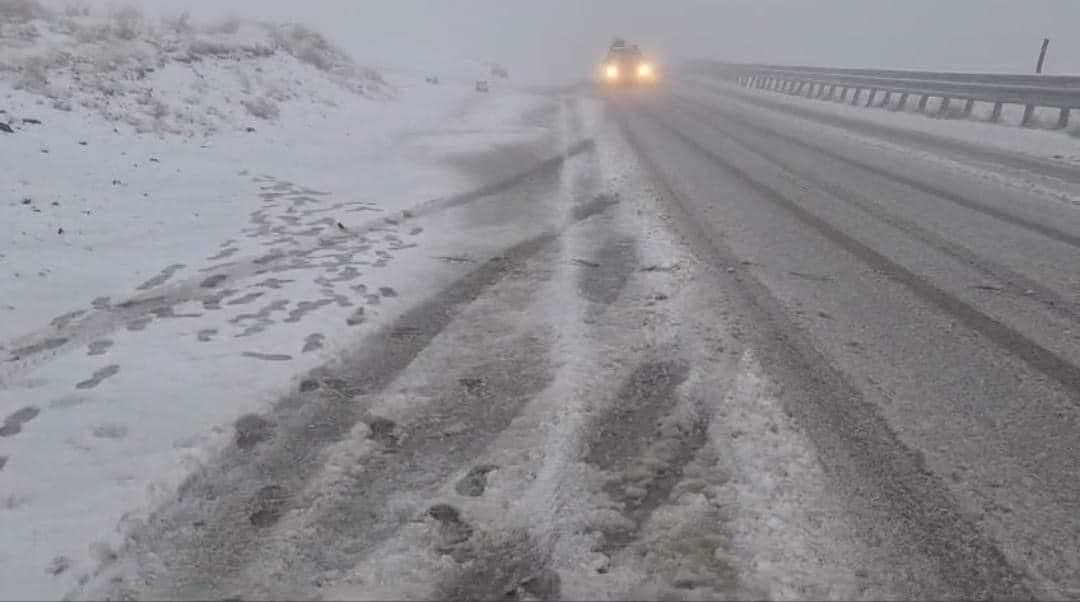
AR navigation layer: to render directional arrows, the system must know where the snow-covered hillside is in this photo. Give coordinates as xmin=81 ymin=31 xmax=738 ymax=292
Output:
xmin=0 ymin=2 xmax=555 ymax=599
xmin=0 ymin=0 xmax=392 ymax=136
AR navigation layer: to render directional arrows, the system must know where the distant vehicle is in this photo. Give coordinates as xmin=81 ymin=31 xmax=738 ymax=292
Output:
xmin=491 ymin=65 xmax=510 ymax=79
xmin=475 ymin=80 xmax=490 ymax=93
xmin=600 ymin=38 xmax=657 ymax=87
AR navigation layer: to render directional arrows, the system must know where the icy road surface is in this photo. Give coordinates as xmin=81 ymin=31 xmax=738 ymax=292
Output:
xmin=5 ymin=33 xmax=1080 ymax=602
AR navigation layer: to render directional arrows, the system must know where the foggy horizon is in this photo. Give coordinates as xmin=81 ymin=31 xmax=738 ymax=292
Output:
xmin=76 ymin=0 xmax=1080 ymax=83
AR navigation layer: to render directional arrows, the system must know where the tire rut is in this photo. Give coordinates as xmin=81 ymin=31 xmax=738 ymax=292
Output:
xmin=100 ymin=234 xmax=557 ymax=599
xmin=95 ymin=162 xmax=625 ymax=598
xmin=668 ymin=96 xmax=1080 ymax=324
xmin=582 ymin=361 xmax=709 ymax=557
xmin=637 ymin=103 xmax=1080 ymax=400
xmin=672 ymin=92 xmax=1080 ymax=250
xmin=618 ymin=105 xmax=1034 ymax=599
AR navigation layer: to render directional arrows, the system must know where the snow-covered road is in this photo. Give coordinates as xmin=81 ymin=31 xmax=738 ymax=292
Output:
xmin=6 ymin=6 xmax=1080 ymax=601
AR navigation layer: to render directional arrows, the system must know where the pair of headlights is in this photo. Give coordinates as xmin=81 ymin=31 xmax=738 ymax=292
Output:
xmin=604 ymin=62 xmax=654 ymax=80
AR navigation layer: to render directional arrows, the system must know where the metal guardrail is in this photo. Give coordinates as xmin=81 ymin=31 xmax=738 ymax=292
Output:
xmin=689 ymin=61 xmax=1080 ymax=129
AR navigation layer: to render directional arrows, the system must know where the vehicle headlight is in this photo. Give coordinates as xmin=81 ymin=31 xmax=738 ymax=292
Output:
xmin=604 ymin=64 xmax=619 ymax=79
xmin=637 ymin=63 xmax=654 ymax=78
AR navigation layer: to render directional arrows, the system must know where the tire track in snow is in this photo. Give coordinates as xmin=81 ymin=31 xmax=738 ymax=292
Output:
xmin=618 ymin=103 xmax=1034 ymax=599
xmin=81 ymin=161 xmax=620 ymax=600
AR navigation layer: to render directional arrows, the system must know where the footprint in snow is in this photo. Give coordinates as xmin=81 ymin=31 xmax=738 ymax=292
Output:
xmin=235 ymin=414 xmax=275 ymax=450
xmin=126 ymin=317 xmax=152 ymax=332
xmin=302 ymin=333 xmax=325 ymax=353
xmin=200 ymin=274 xmax=228 ymax=288
xmin=248 ymin=484 xmax=288 ymax=527
xmin=0 ymin=405 xmax=41 ymax=437
xmin=87 ymin=340 xmax=113 ymax=356
xmin=226 ymin=292 xmax=265 ymax=306
xmin=455 ymin=465 xmax=498 ymax=497
xmin=75 ymin=365 xmax=121 ymax=390
xmin=91 ymin=423 xmax=128 ymax=439
xmin=9 ymin=337 xmax=67 ymax=360
xmin=427 ymin=503 xmax=473 ymax=545
xmin=49 ymin=394 xmax=93 ymax=410
xmin=241 ymin=352 xmax=293 ymax=362
xmin=346 ymin=307 xmax=365 ymax=326
xmin=135 ymin=264 xmax=186 ymax=291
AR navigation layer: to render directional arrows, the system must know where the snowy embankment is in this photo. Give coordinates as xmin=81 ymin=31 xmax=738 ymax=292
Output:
xmin=0 ymin=2 xmax=551 ymax=598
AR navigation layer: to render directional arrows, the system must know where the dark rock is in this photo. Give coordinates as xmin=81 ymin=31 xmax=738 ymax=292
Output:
xmin=22 ymin=118 xmax=41 ymax=125
xmin=0 ymin=123 xmax=13 ymax=133
xmin=245 ymin=127 xmax=256 ymax=133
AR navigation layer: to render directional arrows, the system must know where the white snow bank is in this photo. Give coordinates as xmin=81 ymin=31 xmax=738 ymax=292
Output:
xmin=0 ymin=5 xmax=558 ymax=599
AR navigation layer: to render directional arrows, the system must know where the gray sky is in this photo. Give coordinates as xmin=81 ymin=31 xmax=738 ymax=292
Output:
xmin=86 ymin=1 xmax=1080 ymax=82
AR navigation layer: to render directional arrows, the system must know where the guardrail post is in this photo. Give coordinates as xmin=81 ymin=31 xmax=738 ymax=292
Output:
xmin=1056 ymin=107 xmax=1071 ymax=129
xmin=896 ymin=92 xmax=909 ymax=111
xmin=917 ymin=94 xmax=929 ymax=112
xmin=963 ymin=98 xmax=975 ymax=117
xmin=990 ymin=102 xmax=1003 ymax=122
xmin=850 ymin=88 xmax=861 ymax=105
xmin=881 ymin=91 xmax=892 ymax=108
xmin=938 ymin=97 xmax=951 ymax=116
xmin=865 ymin=89 xmax=876 ymax=107
xmin=1021 ymin=104 xmax=1036 ymax=127
xmin=839 ymin=87 xmax=848 ymax=102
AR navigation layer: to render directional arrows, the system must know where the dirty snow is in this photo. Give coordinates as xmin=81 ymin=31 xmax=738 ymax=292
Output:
xmin=0 ymin=5 xmax=554 ymax=599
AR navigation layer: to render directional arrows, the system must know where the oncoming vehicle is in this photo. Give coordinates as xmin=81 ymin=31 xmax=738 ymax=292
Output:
xmin=600 ymin=37 xmax=657 ymax=87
